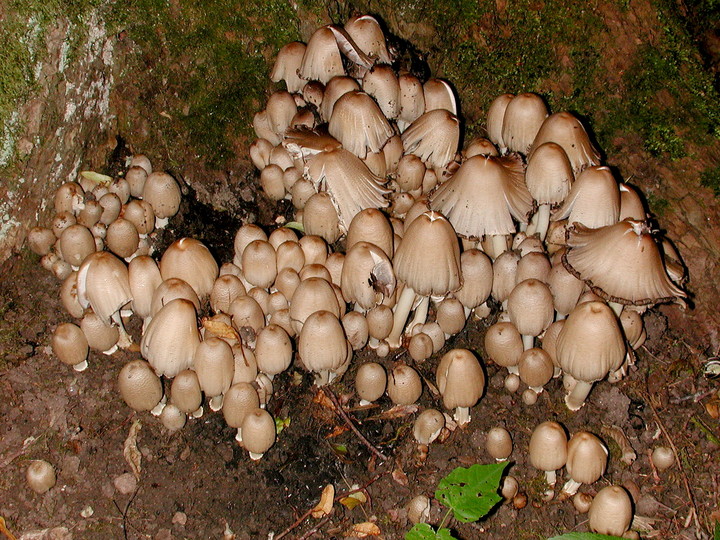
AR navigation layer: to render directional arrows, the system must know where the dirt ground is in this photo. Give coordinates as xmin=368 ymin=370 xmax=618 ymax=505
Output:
xmin=0 ymin=185 xmax=718 ymax=540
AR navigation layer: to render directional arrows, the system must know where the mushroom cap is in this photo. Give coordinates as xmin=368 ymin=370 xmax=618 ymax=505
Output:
xmin=563 ymin=220 xmax=687 ymax=305
xmin=486 ymin=426 xmax=513 ymax=460
xmin=240 ymin=239 xmax=277 ymax=289
xmin=486 ymin=94 xmax=515 ymax=149
xmin=392 ymin=211 xmax=461 ymax=297
xmin=193 ymin=337 xmax=234 ymax=398
xmin=341 ymin=241 xmax=396 ymax=310
xmin=60 ymin=271 xmax=85 ymax=319
xmin=210 ymin=274 xmax=247 ymax=315
xmin=518 ymin=348 xmax=554 ymax=389
xmin=386 ymin=364 xmax=423 ymax=405
xmin=408 ymin=332 xmax=434 ymax=362
xmin=525 ymin=142 xmax=574 ymax=204
xmin=529 ymin=111 xmax=600 ymax=174
xmin=170 ymin=369 xmax=203 ymax=414
xmin=233 ymin=224 xmax=268 ymax=266
xmin=142 ymin=172 xmax=181 ymax=220
xmin=362 ymin=64 xmax=400 ymax=119
xmin=342 ymin=310 xmax=369 ymax=351
xmin=160 ymin=238 xmax=219 ymax=299
xmin=565 ymin=431 xmax=608 ymax=485
xmin=397 ymin=74 xmax=425 ymax=129
xmin=345 ymin=208 xmax=394 ymax=259
xmin=141 ymin=298 xmax=201 ymax=378
xmin=150 ymin=278 xmax=201 ymax=318
xmin=59 ymin=224 xmax=95 ymax=267
xmin=105 ymin=218 xmax=140 ymax=259
xmin=222 ymin=382 xmax=260 ymax=428
xmin=651 ymin=446 xmax=675 ymax=471
xmin=123 ymin=199 xmax=156 ymax=235
xmin=289 ymin=277 xmax=340 ymax=334
xmin=80 ymin=312 xmax=119 ymax=352
xmin=76 ymin=251 xmax=132 ymax=324
xmin=298 ymin=26 xmax=344 ymax=84
xmin=328 ymin=91 xmax=394 ymax=159
xmin=453 ymin=249 xmax=493 ymax=309
xmin=344 ymin=14 xmax=391 ymax=64
xmin=501 ymin=92 xmax=548 ymax=154
xmin=552 ymin=166 xmax=620 ymax=228
xmin=423 ymin=78 xmax=458 ymax=115
xmin=413 ymin=408 xmax=446 ymax=445
xmin=118 ymin=359 xmax=163 ymax=412
xmin=303 ymin=192 xmax=342 ymax=244
xmin=588 ymin=485 xmax=633 ymax=537
xmin=515 ymin=251 xmax=551 ymax=284
xmin=528 ymin=421 xmax=568 ymax=472
xmin=484 ymin=322 xmax=523 ymax=369
xmin=52 ymin=322 xmax=89 ymax=368
xmin=241 ymin=408 xmax=276 ymax=456
xmin=435 ymin=297 xmax=466 ymax=336
xmin=270 ymin=41 xmax=307 ymax=93
xmin=491 ymin=250 xmax=520 ymax=303
xmin=401 ymin=109 xmax=460 ymax=171
xmin=255 ymin=324 xmax=293 ymax=376
xmin=556 ymin=301 xmax=625 ymax=382
xmin=26 ymin=460 xmax=57 ymax=494
xmin=228 ymin=294 xmax=266 ymax=336
xmin=126 ymin=166 xmax=148 ymax=198
xmin=430 ymin=155 xmax=533 ymax=238
xmin=297 ymin=310 xmax=348 ymax=375
xmin=547 ymin=251 xmax=585 ymax=316
xmin=160 ymin=403 xmax=187 ymax=432
xmin=463 ymin=137 xmax=499 ymax=159
xmin=355 ymin=362 xmax=387 ymax=403
xmin=366 ymin=304 xmax=393 ymax=340
xmin=436 ymin=348 xmax=485 ymax=410
xmin=507 ymin=279 xmax=555 ymax=338
xmin=27 ymin=226 xmax=57 ymax=256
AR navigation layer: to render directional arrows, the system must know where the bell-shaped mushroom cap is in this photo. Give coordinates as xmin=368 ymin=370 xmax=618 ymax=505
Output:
xmin=387 ymin=364 xmax=423 ymax=405
xmin=525 ymin=142 xmax=574 ymax=205
xmin=392 ymin=211 xmax=461 ymax=297
xmin=259 ymin=164 xmax=286 ymax=202
xmin=26 ymin=460 xmax=56 ymax=494
xmin=299 ymin=235 xmax=329 ymax=266
xmin=436 ymin=297 xmax=466 ymax=336
xmin=619 ymin=183 xmax=647 ymax=221
xmin=59 ymin=224 xmax=95 ymax=267
xmin=270 ymin=41 xmax=307 ymax=93
xmin=241 ymin=408 xmax=276 ymax=459
xmin=233 ymin=224 xmax=268 ymax=265
xmin=552 ymin=166 xmax=619 ymax=229
xmin=563 ymin=220 xmax=687 ymax=306
xmin=530 ymin=112 xmax=600 ymax=174
xmin=318 ymin=76 xmax=360 ymax=122
xmin=436 ymin=348 xmax=485 ymax=424
xmin=547 ymin=251 xmax=585 ymax=317
xmin=150 ymin=278 xmax=201 ymax=318
xmin=564 ymin=431 xmax=608 ymax=491
xmin=160 ymin=403 xmax=186 ymax=432
xmin=491 ymin=250 xmax=521 ymax=304
xmin=194 ymin=337 xmax=234 ymax=406
xmin=250 ymin=138 xmax=273 ymax=171
xmin=298 ymin=26 xmax=345 ymax=84
xmin=341 ymin=241 xmax=396 ymax=311
xmin=160 ymin=238 xmax=219 ymax=299
xmin=620 ymin=308 xmax=645 ymax=349
xmin=344 ymin=14 xmax=391 ymax=64
xmin=54 ymin=181 xmax=85 ymax=215
xmin=53 ymin=211 xmax=77 ymax=238
xmin=240 ymin=239 xmax=277 ymax=289
xmin=170 ymin=369 xmax=203 ymax=415
xmin=60 ymin=271 xmax=85 ymax=319
xmin=408 ymin=332 xmax=433 ymax=362
xmin=130 ymin=154 xmax=153 ymax=175
xmin=76 ymin=199 xmax=102 ymax=229
xmin=484 ymin=322 xmax=523 ymax=372
xmin=297 ymin=310 xmax=348 ymax=385
xmin=430 ymin=155 xmax=533 ymax=238
xmin=80 ymin=312 xmax=119 ymax=353
xmin=343 ymin=310 xmax=368 ymax=350
xmin=141 ymin=298 xmax=201 ymax=378
xmin=328 ymin=91 xmax=394 ymax=159
xmin=463 ymin=137 xmax=499 ymax=159
xmin=126 ymin=165 xmax=148 ymax=198
xmin=362 ymin=64 xmax=400 ymax=119
xmin=346 ymin=208 xmax=394 ymax=259
xmin=518 ymin=348 xmax=554 ymax=391
xmin=106 ymin=218 xmax=140 ymax=259
xmin=52 ymin=322 xmax=89 ymax=371
xmin=123 ymin=199 xmax=156 ymax=236
xmin=222 ymin=382 xmax=260 ymax=432
xmin=366 ymin=304 xmax=393 ymax=340
xmin=306 ymin=148 xmax=390 ymax=233
xmin=228 ymin=294 xmax=265 ymax=336
xmin=210 ymin=274 xmax=247 ymax=314
xmin=454 ymin=249 xmax=493 ymax=310
xmin=255 ymin=324 xmax=293 ymax=377
xmin=142 ymin=172 xmax=181 ymax=224
xmin=528 ymin=421 xmax=568 ymax=474
xmin=231 ymin=343 xmax=259 ymax=384
xmin=27 ymin=226 xmax=57 ymax=256
xmin=355 ymin=361 xmax=387 ymax=404
xmin=588 ymin=485 xmax=633 ymax=537
xmin=413 ymin=408 xmax=446 ymax=445
xmin=507 ymin=278 xmax=555 ymax=341
xmin=76 ymin=251 xmax=132 ymax=324
xmin=303 ymin=192 xmax=342 ymax=244
xmin=397 ymin=74 xmax=425 ymax=131
xmin=486 ymin=426 xmax=513 ymax=461
xmin=485 ymin=93 xmax=515 ymax=149
xmin=289 ymin=277 xmax=340 ymax=334
xmin=401 ymin=109 xmax=460 ymax=171
xmin=118 ymin=359 xmax=163 ymax=412
xmin=501 ymin=93 xmax=548 ymax=154
xmin=515 ymin=251 xmax=551 ymax=284
xmin=423 ymin=78 xmax=458 ymax=115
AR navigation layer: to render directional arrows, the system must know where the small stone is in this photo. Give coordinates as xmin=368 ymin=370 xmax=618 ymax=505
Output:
xmin=172 ymin=511 xmax=187 ymax=526
xmin=80 ymin=505 xmax=94 ymax=518
xmin=113 ymin=473 xmax=138 ymax=495
xmin=101 ymin=482 xmax=115 ymax=498
xmin=179 ymin=446 xmax=191 ymax=461
xmin=154 ymin=528 xmax=173 ymax=540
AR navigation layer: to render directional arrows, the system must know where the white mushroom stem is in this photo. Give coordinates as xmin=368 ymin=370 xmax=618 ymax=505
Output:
xmin=507 ymin=365 xmax=520 ymax=376
xmin=555 ymin=311 xmax=567 ymax=321
xmin=368 ymin=336 xmax=380 ymax=349
xmin=72 ymin=359 xmax=89 ymax=372
xmin=315 ymin=369 xmax=332 ymax=387
xmin=102 ymin=344 xmax=119 ymax=356
xmin=530 ymin=204 xmax=552 ymax=241
xmin=235 ymin=427 xmax=243 ymax=443
xmin=454 ymin=406 xmax=471 ymax=426
xmin=522 ymin=334 xmax=535 ymax=351
xmin=406 ymin=295 xmax=429 ymax=335
xmin=491 ymin=234 xmax=508 ymax=260
xmin=155 ymin=216 xmax=170 ymax=229
xmin=387 ymin=285 xmax=418 ymax=348
xmin=564 ymin=379 xmax=594 ymax=411
xmin=191 ymin=406 xmax=204 ymax=419
xmin=529 ymin=385 xmax=545 ymax=394
xmin=150 ymin=394 xmax=167 ymax=416
xmin=545 ymin=470 xmax=557 ymax=487
xmin=209 ymin=395 xmax=224 ymax=411
xmin=561 ymin=478 xmax=582 ymax=497
xmin=111 ymin=311 xmax=133 ymax=349
xmin=248 ymin=451 xmax=264 ymax=461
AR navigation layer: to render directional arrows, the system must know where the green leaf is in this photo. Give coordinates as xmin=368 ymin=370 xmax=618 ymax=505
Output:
xmin=284 ymin=221 xmax=304 ymax=232
xmin=434 ymin=462 xmax=508 ymax=523
xmin=714 ymin=521 xmax=720 ymax=540
xmin=80 ymin=170 xmax=113 ymax=186
xmin=405 ymin=524 xmax=457 ymax=540
xmin=548 ymin=534 xmax=627 ymax=539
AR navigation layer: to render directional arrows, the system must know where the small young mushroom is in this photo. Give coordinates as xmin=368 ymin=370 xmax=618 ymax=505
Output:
xmin=517 ymin=348 xmax=555 ymax=393
xmin=386 ymin=364 xmax=423 ymax=405
xmin=160 ymin=403 xmax=187 ymax=433
xmin=651 ymin=446 xmax=675 ymax=471
xmin=255 ymin=324 xmax=293 ymax=379
xmin=297 ymin=310 xmax=348 ymax=386
xmin=528 ymin=421 xmax=568 ymax=487
xmin=413 ymin=408 xmax=446 ymax=445
xmin=485 ymin=427 xmax=513 ymax=461
xmin=435 ymin=348 xmax=485 ymax=425
xmin=80 ymin=312 xmax=120 ymax=355
xmin=241 ymin=407 xmax=276 ymax=460
xmin=170 ymin=369 xmax=204 ymax=418
xmin=222 ymin=382 xmax=260 ymax=442
xmin=160 ymin=238 xmax=219 ymax=300
xmin=26 ymin=460 xmax=56 ymax=494
xmin=588 ymin=485 xmax=633 ymax=537
xmin=193 ymin=337 xmax=234 ymax=411
xmin=355 ymin=362 xmax=387 ymax=406
xmin=118 ymin=359 xmax=164 ymax=414
xmin=406 ymin=495 xmax=431 ymax=525
xmin=52 ymin=322 xmax=89 ymax=371
xmin=561 ymin=431 xmax=608 ymax=497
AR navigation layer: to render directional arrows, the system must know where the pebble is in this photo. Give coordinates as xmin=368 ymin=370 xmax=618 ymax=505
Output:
xmin=172 ymin=511 xmax=187 ymax=526
xmin=113 ymin=472 xmax=138 ymax=495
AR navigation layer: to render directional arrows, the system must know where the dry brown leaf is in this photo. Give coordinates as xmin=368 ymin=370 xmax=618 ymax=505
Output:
xmin=311 ymin=484 xmax=334 ymax=518
xmin=366 ymin=404 xmax=418 ymax=421
xmin=339 ymin=488 xmax=367 ymax=510
xmin=202 ymin=318 xmax=240 ymax=342
xmin=705 ymin=399 xmax=719 ymax=419
xmin=312 ymin=389 xmax=334 ymax=409
xmin=392 ymin=467 xmax=409 ymax=486
xmin=123 ymin=419 xmax=142 ymax=480
xmin=324 ymin=424 xmax=350 ymax=439
xmin=344 ymin=521 xmax=381 ymax=537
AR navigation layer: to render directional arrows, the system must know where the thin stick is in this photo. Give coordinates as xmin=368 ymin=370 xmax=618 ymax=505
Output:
xmin=0 ymin=517 xmax=18 ymax=540
xmin=296 ymin=516 xmax=331 ymax=540
xmin=644 ymin=392 xmax=703 ymax=534
xmin=322 ymin=387 xmax=388 ymax=462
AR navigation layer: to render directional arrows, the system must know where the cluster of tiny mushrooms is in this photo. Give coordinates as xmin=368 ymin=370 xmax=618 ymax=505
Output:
xmin=25 ymin=13 xmax=688 ymax=537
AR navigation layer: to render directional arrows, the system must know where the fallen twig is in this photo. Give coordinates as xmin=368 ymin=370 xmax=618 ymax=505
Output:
xmin=322 ymin=387 xmax=388 ymax=462
xmin=0 ymin=517 xmax=18 ymax=540
xmin=643 ymin=392 xmax=703 ymax=536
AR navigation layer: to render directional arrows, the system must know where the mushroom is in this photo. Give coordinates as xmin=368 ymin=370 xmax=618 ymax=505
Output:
xmin=401 ymin=109 xmax=460 ymax=172
xmin=556 ymin=301 xmax=626 ymax=410
xmin=561 ymin=431 xmax=608 ymax=497
xmin=484 ymin=321 xmax=524 ymax=376
xmin=303 ymin=192 xmax=341 ymax=243
xmin=59 ymin=271 xmax=85 ymax=319
xmin=52 ymin=322 xmax=89 ymax=371
xmin=386 ymin=364 xmax=423 ymax=405
xmin=159 ymin=238 xmax=219 ymax=300
xmin=345 ymin=208 xmax=394 ymax=259
xmin=270 ymin=41 xmax=307 ymax=93
xmin=397 ymin=74 xmax=425 ymax=132
xmin=341 ymin=241 xmax=395 ymax=312
xmin=453 ymin=249 xmax=493 ymax=318
xmin=435 ymin=348 xmax=485 ymax=425
xmin=297 ymin=310 xmax=348 ymax=386
xmin=210 ymin=274 xmax=247 ymax=315
xmin=528 ymin=421 xmax=568 ymax=487
xmin=406 ymin=495 xmax=431 ymax=525
xmin=160 ymin=403 xmax=187 ymax=432
xmin=529 ymin=111 xmax=600 ymax=174
xmin=222 ymin=382 xmax=260 ymax=442
xmin=80 ymin=312 xmax=120 ymax=355
xmin=486 ymin=427 xmax=513 ymax=461
xmin=194 ymin=337 xmax=235 ymax=411
xmin=342 ymin=311 xmax=369 ymax=351
xmin=170 ymin=369 xmax=204 ymax=418
xmin=142 ymin=171 xmax=181 ymax=229
xmin=651 ymin=446 xmax=675 ymax=471
xmin=27 ymin=226 xmax=57 ymax=256
xmin=344 ymin=14 xmax=391 ymax=64
xmin=517 ymin=348 xmax=555 ymax=393
xmin=552 ymin=165 xmax=620 ymax=229
xmin=26 ymin=460 xmax=56 ymax=494
xmin=485 ymin=93 xmax=515 ymax=150
xmin=507 ymin=278 xmax=555 ymax=350
xmin=58 ymin=224 xmax=95 ymax=268
xmin=150 ymin=278 xmax=201 ymax=319
xmin=255 ymin=324 xmax=293 ymax=379
xmin=298 ymin=26 xmax=344 ymax=84
xmin=328 ymin=91 xmax=394 ymax=159
xmin=289 ymin=277 xmax=340 ymax=334
xmin=118 ymin=359 xmax=164 ymax=414
xmin=408 ymin=332 xmax=433 ymax=362
xmin=588 ymin=485 xmax=633 ymax=537
xmin=125 ymin=165 xmax=148 ymax=198
xmin=413 ymin=409 xmax=446 ymax=445
xmin=501 ymin=92 xmax=548 ymax=155
xmin=105 ymin=218 xmax=140 ymax=260
xmin=241 ymin=408 xmax=276 ymax=460
xmin=355 ymin=362 xmax=387 ymax=405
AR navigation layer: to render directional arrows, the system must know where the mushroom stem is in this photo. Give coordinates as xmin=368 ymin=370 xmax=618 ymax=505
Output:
xmin=564 ymin=379 xmax=594 ymax=411
xmin=454 ymin=406 xmax=471 ymax=426
xmin=507 ymin=365 xmax=519 ymax=376
xmin=111 ymin=311 xmax=133 ymax=349
xmin=209 ymin=394 xmax=224 ymax=412
xmin=522 ymin=334 xmax=535 ymax=351
xmin=387 ymin=285 xmax=418 ymax=348
xmin=545 ymin=470 xmax=557 ymax=487
xmin=561 ymin=478 xmax=583 ymax=498
xmin=406 ymin=295 xmax=430 ymax=335
xmin=150 ymin=394 xmax=167 ymax=416
xmin=235 ymin=427 xmax=243 ymax=443
xmin=315 ymin=369 xmax=332 ymax=387
xmin=533 ymin=204 xmax=552 ymax=241
xmin=248 ymin=451 xmax=265 ymax=461
xmin=72 ymin=359 xmax=89 ymax=372
xmin=191 ymin=406 xmax=204 ymax=419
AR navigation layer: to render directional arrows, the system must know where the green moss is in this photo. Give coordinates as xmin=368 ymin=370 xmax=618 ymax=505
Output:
xmin=700 ymin=164 xmax=720 ymax=197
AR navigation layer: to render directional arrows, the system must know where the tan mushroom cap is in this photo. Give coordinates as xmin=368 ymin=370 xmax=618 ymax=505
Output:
xmin=525 ymin=142 xmax=574 ymax=204
xmin=345 ymin=208 xmax=394 ymax=259
xmin=453 ymin=249 xmax=493 ymax=310
xmin=26 ymin=460 xmax=57 ymax=494
xmin=588 ymin=485 xmax=633 ymax=537
xmin=222 ymin=382 xmax=260 ymax=441
xmin=397 ymin=74 xmax=425 ymax=131
xmin=142 ymin=171 xmax=181 ymax=223
xmin=552 ymin=166 xmax=620 ymax=229
xmin=501 ymin=92 xmax=548 ymax=154
xmin=255 ymin=324 xmax=293 ymax=377
xmin=401 ymin=109 xmax=460 ymax=171
xmin=387 ymin=364 xmax=423 ymax=405
xmin=123 ymin=199 xmax=156 ymax=236
xmin=507 ymin=278 xmax=555 ymax=342
xmin=298 ymin=26 xmax=344 ymax=84
xmin=486 ymin=426 xmax=513 ymax=461
xmin=126 ymin=165 xmax=148 ymax=199
xmin=436 ymin=348 xmax=485 ymax=424
xmin=355 ymin=362 xmax=387 ymax=404
xmin=150 ymin=278 xmax=201 ymax=318
xmin=303 ymin=192 xmax=342 ymax=244
xmin=76 ymin=251 xmax=132 ymax=325
xmin=484 ymin=322 xmax=523 ymax=373
xmin=528 ymin=421 xmax=568 ymax=484
xmin=170 ymin=369 xmax=203 ymax=415
xmin=52 ymin=322 xmax=89 ymax=371
xmin=529 ymin=111 xmax=600 ymax=174
xmin=408 ymin=332 xmax=433 ymax=362
xmin=118 ymin=359 xmax=164 ymax=412
xmin=563 ymin=220 xmax=687 ymax=306
xmin=270 ymin=41 xmax=307 ymax=93
xmin=297 ymin=310 xmax=348 ymax=385
xmin=413 ymin=408 xmax=446 ymax=445
xmin=289 ymin=277 xmax=340 ymax=334
xmin=193 ymin=337 xmax=234 ymax=410
xmin=563 ymin=431 xmax=608 ymax=495
xmin=362 ymin=64 xmax=400 ymax=120
xmin=160 ymin=238 xmax=219 ymax=299
xmin=341 ymin=241 xmax=395 ymax=311
xmin=485 ymin=93 xmax=515 ymax=149
xmin=59 ymin=224 xmax=95 ymax=267
xmin=80 ymin=312 xmax=119 ymax=353
xmin=27 ymin=226 xmax=57 ymax=256
xmin=344 ymin=14 xmax=392 ymax=64
xmin=518 ymin=348 xmax=554 ymax=392
xmin=105 ymin=218 xmax=140 ymax=259
xmin=423 ymin=78 xmax=458 ymax=115
xmin=241 ymin=408 xmax=276 ymax=459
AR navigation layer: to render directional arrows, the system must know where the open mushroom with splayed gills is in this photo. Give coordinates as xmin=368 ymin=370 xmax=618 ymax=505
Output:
xmin=401 ymin=108 xmax=460 ymax=174
xmin=387 ymin=211 xmax=461 ymax=349
xmin=561 ymin=431 xmax=608 ymax=498
xmin=328 ymin=91 xmax=394 ymax=159
xmin=528 ymin=421 xmax=568 ymax=487
xmin=556 ymin=301 xmax=625 ymax=411
xmin=563 ymin=220 xmax=687 ymax=317
xmin=76 ymin=251 xmax=133 ymax=348
xmin=430 ymin=155 xmax=533 ymax=259
xmin=435 ymin=348 xmax=485 ymax=426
